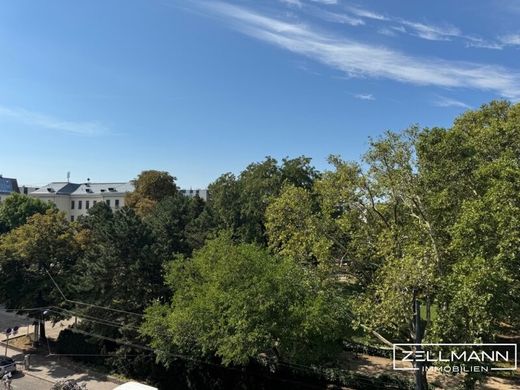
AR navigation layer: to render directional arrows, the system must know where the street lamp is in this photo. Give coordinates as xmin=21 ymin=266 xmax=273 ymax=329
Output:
xmin=39 ymin=310 xmax=49 ymax=343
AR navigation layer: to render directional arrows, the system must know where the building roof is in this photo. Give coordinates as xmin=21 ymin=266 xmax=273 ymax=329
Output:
xmin=30 ymin=181 xmax=207 ymax=198
xmin=31 ymin=182 xmax=134 ymax=195
xmin=0 ymin=176 xmax=19 ymax=194
xmin=73 ymin=182 xmax=135 ymax=195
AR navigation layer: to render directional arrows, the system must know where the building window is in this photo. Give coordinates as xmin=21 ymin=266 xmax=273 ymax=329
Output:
xmin=93 ymin=200 xmax=97 ymax=205
xmin=86 ymin=200 xmax=90 ymax=209
xmin=78 ymin=200 xmax=82 ymax=210
xmin=71 ymin=200 xmax=75 ymax=209
xmin=115 ymin=199 xmax=120 ymax=208
xmin=106 ymin=199 xmax=111 ymax=207
xmin=71 ymin=216 xmax=74 ymax=222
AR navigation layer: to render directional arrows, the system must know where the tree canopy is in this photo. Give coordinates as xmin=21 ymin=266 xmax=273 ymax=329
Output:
xmin=126 ymin=170 xmax=178 ymax=216
xmin=0 ymin=209 xmax=79 ymax=312
xmin=141 ymin=235 xmax=350 ymax=366
xmin=0 ymin=193 xmax=53 ymax=233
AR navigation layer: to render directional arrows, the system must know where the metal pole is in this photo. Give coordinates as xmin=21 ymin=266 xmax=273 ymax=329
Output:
xmin=414 ymin=296 xmax=424 ymax=390
xmin=4 ymin=334 xmax=8 ymax=356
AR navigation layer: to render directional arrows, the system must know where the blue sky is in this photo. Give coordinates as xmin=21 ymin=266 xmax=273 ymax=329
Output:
xmin=1 ymin=0 xmax=519 ymax=187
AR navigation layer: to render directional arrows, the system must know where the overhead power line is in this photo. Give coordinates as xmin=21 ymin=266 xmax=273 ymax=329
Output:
xmin=45 ymin=268 xmax=144 ymax=318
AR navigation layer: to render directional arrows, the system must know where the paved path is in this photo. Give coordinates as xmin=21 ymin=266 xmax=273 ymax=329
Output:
xmin=3 ymin=347 xmax=121 ymax=390
xmin=9 ymin=371 xmax=52 ymax=390
xmin=0 ymin=306 xmax=121 ymax=390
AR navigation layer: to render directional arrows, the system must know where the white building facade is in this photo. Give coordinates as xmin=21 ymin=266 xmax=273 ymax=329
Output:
xmin=29 ymin=182 xmax=208 ymax=221
xmin=30 ymin=182 xmax=133 ymax=221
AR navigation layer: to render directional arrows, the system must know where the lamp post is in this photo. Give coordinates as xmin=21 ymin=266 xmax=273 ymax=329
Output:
xmin=39 ymin=310 xmax=49 ymax=343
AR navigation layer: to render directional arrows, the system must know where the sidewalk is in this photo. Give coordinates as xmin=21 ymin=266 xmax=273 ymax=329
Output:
xmin=3 ymin=345 xmax=122 ymax=389
xmin=1 ymin=324 xmax=123 ymax=389
xmin=0 ymin=318 xmax=73 ymax=343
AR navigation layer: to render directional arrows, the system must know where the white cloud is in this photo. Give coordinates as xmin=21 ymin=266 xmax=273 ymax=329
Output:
xmin=279 ymin=0 xmax=302 ymax=8
xmin=205 ymin=2 xmax=520 ymax=99
xmin=344 ymin=5 xmax=459 ymax=41
xmin=345 ymin=5 xmax=388 ymax=21
xmin=499 ymin=33 xmax=520 ymax=46
xmin=400 ymin=20 xmax=461 ymax=41
xmin=434 ymin=96 xmax=471 ymax=109
xmin=309 ymin=0 xmax=338 ymax=4
xmin=378 ymin=27 xmax=397 ymax=37
xmin=354 ymin=93 xmax=375 ymax=100
xmin=342 ymin=4 xmax=504 ymax=49
xmin=310 ymin=8 xmax=364 ymax=26
xmin=0 ymin=105 xmax=109 ymax=136
xmin=465 ymin=36 xmax=504 ymax=50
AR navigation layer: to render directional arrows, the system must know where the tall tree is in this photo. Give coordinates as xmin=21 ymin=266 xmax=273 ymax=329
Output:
xmin=145 ymin=193 xmax=206 ymax=258
xmin=141 ymin=235 xmax=350 ymax=367
xmin=0 ymin=193 xmax=53 ymax=234
xmin=126 ymin=170 xmax=178 ymax=216
xmin=75 ymin=205 xmax=165 ymax=322
xmin=206 ymin=156 xmax=319 ymax=244
xmin=0 ymin=209 xmax=79 ymax=337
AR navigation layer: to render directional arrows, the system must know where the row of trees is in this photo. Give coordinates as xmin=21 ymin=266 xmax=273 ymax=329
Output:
xmin=0 ymin=101 xmax=518 ymax=388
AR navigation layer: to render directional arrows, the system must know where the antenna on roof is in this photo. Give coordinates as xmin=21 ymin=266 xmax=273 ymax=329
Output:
xmin=67 ymin=172 xmax=70 ymax=183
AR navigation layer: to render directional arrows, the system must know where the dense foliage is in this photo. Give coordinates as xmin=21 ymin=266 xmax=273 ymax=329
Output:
xmin=0 ymin=192 xmax=53 ymax=233
xmin=142 ymin=234 xmax=350 ymax=366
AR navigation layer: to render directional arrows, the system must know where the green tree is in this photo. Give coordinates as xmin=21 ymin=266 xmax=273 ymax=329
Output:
xmin=265 ymin=184 xmax=332 ymax=267
xmin=0 ymin=193 xmax=53 ymax=233
xmin=126 ymin=170 xmax=178 ymax=216
xmin=141 ymin=235 xmax=350 ymax=366
xmin=0 ymin=209 xmax=79 ymax=337
xmin=145 ymin=193 xmax=206 ymax=258
xmin=74 ymin=206 xmax=165 ymax=323
xmin=206 ymin=156 xmax=319 ymax=244
xmin=423 ymin=101 xmax=520 ymax=341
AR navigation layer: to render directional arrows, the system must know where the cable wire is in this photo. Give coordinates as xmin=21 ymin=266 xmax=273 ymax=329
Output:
xmin=45 ymin=269 xmax=144 ymax=318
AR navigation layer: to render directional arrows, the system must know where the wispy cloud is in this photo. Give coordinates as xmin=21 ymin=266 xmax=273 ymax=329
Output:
xmin=279 ymin=0 xmax=302 ymax=8
xmin=465 ymin=36 xmax=504 ymax=50
xmin=353 ymin=93 xmax=375 ymax=101
xmin=400 ymin=20 xmax=461 ymax=41
xmin=309 ymin=0 xmax=338 ymax=4
xmin=204 ymin=2 xmax=520 ymax=99
xmin=309 ymin=7 xmax=364 ymax=26
xmin=378 ymin=27 xmax=398 ymax=37
xmin=345 ymin=5 xmax=388 ymax=21
xmin=0 ymin=105 xmax=109 ymax=136
xmin=434 ymin=96 xmax=471 ymax=109
xmin=342 ymin=4 xmax=506 ymax=49
xmin=499 ymin=33 xmax=520 ymax=46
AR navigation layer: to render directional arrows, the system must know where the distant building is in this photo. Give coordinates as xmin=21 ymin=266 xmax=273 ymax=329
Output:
xmin=30 ymin=182 xmax=133 ymax=221
xmin=29 ymin=181 xmax=208 ymax=221
xmin=19 ymin=185 xmax=40 ymax=195
xmin=0 ymin=175 xmax=20 ymax=203
xmin=180 ymin=188 xmax=208 ymax=202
